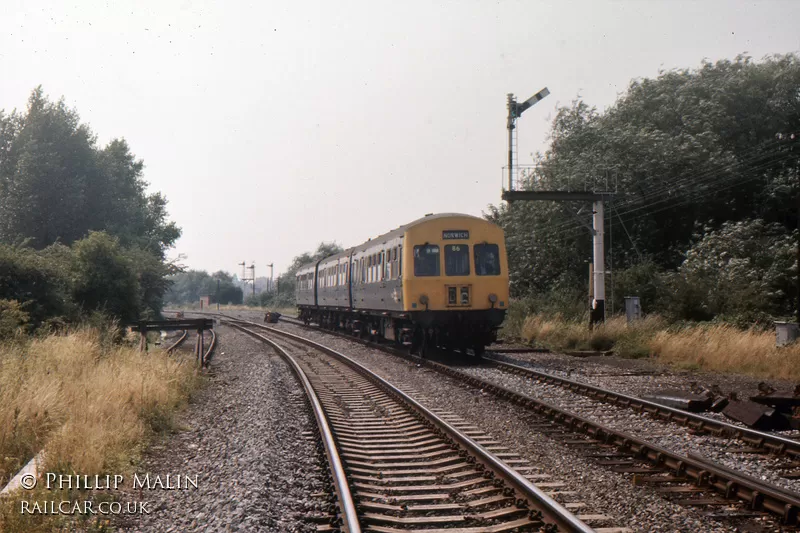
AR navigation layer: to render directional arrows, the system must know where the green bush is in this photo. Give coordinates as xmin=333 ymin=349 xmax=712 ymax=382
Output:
xmin=0 ymin=299 xmax=29 ymax=340
xmin=0 ymin=243 xmax=77 ymax=329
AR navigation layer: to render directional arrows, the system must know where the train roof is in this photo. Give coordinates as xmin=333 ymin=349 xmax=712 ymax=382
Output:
xmin=298 ymin=213 xmax=488 ymax=271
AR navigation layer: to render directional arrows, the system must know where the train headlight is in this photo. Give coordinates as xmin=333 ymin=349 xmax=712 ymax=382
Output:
xmin=488 ymin=293 xmax=498 ymax=303
xmin=419 ymin=294 xmax=429 ymax=305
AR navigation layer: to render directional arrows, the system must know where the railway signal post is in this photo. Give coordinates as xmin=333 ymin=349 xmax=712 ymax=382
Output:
xmin=503 ymin=190 xmax=612 ymax=326
xmin=506 ymin=88 xmax=549 ymax=191
xmin=503 ymin=87 xmax=611 ymax=327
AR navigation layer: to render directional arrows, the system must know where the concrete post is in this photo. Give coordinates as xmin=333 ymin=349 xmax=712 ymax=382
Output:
xmin=591 ymin=200 xmax=605 ymax=325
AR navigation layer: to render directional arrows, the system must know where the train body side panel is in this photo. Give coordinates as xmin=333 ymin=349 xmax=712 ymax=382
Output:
xmin=350 ymin=237 xmax=403 ymax=312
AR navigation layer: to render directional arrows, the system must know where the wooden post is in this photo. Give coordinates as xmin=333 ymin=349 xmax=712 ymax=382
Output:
xmin=140 ymin=330 xmax=147 ymax=352
xmin=198 ymin=329 xmax=205 ymax=368
xmin=194 ymin=332 xmax=202 ymax=367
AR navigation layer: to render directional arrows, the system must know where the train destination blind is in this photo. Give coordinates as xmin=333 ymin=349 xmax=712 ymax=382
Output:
xmin=442 ymin=230 xmax=469 ymax=240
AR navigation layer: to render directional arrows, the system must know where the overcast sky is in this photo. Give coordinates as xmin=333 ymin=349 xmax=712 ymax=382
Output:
xmin=2 ymin=0 xmax=799 ymax=278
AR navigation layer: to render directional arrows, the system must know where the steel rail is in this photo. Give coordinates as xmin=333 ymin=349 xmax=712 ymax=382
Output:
xmin=226 ymin=316 xmax=596 ymax=533
xmin=228 ymin=322 xmax=361 ymax=533
xmin=165 ymin=330 xmax=188 ymax=353
xmin=411 ymin=355 xmax=800 ymax=524
xmin=485 ymin=355 xmax=800 ymax=458
xmin=249 ymin=315 xmax=800 ymax=524
xmin=202 ymin=329 xmax=216 ymax=367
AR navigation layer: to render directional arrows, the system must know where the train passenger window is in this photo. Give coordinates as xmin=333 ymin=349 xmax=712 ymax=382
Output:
xmin=413 ymin=244 xmax=440 ymax=276
xmin=474 ymin=244 xmax=501 ymax=276
xmin=445 ymin=245 xmax=470 ymax=276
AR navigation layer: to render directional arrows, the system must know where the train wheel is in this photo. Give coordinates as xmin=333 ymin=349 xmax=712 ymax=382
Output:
xmin=419 ymin=331 xmax=428 ymax=359
xmin=409 ymin=337 xmax=419 ymax=356
xmin=472 ymin=343 xmax=486 ymax=361
xmin=409 ymin=328 xmax=423 ymax=357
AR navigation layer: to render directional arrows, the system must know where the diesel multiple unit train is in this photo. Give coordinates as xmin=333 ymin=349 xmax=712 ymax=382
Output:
xmin=296 ymin=213 xmax=509 ymax=356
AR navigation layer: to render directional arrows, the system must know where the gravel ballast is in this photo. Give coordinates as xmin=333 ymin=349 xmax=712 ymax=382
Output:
xmin=117 ymin=324 xmax=326 ymax=533
xmin=459 ymin=364 xmax=800 ymax=494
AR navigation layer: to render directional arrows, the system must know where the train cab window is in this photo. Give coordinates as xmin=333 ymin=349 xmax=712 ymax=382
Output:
xmin=444 ymin=245 xmax=470 ymax=276
xmin=413 ymin=244 xmax=440 ymax=276
xmin=475 ymin=244 xmax=501 ymax=276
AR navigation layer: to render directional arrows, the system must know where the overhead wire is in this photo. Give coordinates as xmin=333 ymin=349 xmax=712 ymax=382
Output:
xmin=546 ymin=151 xmax=797 ymax=241
xmin=532 ymin=147 xmax=796 ymax=239
xmin=541 ymin=142 xmax=791 ymax=235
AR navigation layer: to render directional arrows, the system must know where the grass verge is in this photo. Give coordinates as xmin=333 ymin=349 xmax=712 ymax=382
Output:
xmin=0 ymin=326 xmax=202 ymax=533
xmin=512 ymin=312 xmax=800 ymax=381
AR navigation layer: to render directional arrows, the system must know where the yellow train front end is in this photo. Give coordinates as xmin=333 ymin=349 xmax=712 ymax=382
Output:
xmin=400 ymin=214 xmax=509 ymax=355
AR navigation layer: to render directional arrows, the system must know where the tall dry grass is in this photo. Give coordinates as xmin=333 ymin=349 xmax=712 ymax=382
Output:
xmin=521 ymin=314 xmax=666 ymax=357
xmin=519 ymin=313 xmax=800 ymax=381
xmin=650 ymin=324 xmax=800 ymax=380
xmin=0 ymin=326 xmax=201 ymax=532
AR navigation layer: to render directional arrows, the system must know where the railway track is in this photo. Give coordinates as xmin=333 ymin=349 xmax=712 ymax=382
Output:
xmin=164 ymin=329 xmax=188 ymax=353
xmin=158 ymin=320 xmax=217 ymax=367
xmin=256 ymin=313 xmax=800 ymax=528
xmin=282 ymin=311 xmax=800 ymax=465
xmin=223 ymin=317 xmax=624 ymax=533
xmin=480 ymin=354 xmax=800 ymax=462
